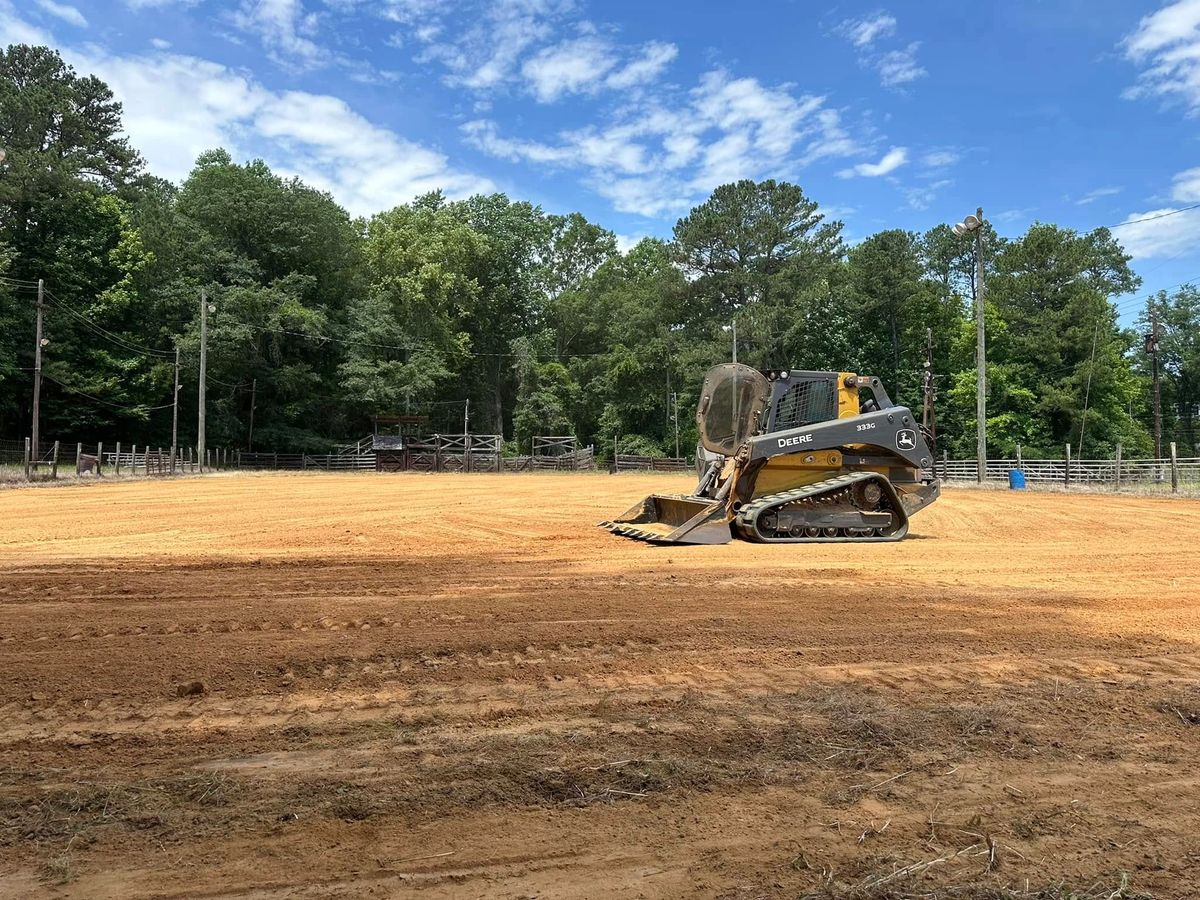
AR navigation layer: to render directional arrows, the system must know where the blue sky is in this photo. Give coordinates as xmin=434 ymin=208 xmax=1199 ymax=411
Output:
xmin=5 ymin=0 xmax=1200 ymax=319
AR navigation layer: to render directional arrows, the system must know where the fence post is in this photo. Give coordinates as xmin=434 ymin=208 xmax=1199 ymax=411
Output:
xmin=1114 ymin=442 xmax=1122 ymax=491
xmin=1016 ymin=443 xmax=1023 ymax=469
xmin=1170 ymin=441 xmax=1179 ymax=493
xmin=51 ymin=440 xmax=60 ymax=479
xmin=435 ymin=435 xmax=442 ymax=473
xmin=131 ymin=444 xmax=137 ymax=476
xmin=76 ymin=442 xmax=82 ymax=473
xmin=941 ymin=449 xmax=948 ymax=480
xmin=115 ymin=442 xmax=122 ymax=476
xmin=23 ymin=437 xmax=31 ymax=479
xmin=96 ymin=441 xmax=103 ymax=476
xmin=1064 ymin=443 xmax=1071 ymax=487
xmin=237 ymin=449 xmax=241 ymax=469
xmin=187 ymin=446 xmax=192 ymax=472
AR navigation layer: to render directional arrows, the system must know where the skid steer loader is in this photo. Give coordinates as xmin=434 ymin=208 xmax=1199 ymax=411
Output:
xmin=600 ymin=363 xmax=940 ymax=544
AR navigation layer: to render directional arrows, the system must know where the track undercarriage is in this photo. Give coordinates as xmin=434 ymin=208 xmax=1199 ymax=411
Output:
xmin=733 ymin=472 xmax=907 ymax=543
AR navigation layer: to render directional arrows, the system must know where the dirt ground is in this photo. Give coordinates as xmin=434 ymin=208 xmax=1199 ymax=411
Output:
xmin=1 ymin=472 xmax=1199 ymax=899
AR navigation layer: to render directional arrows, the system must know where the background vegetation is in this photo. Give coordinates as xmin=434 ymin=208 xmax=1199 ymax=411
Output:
xmin=3 ymin=45 xmax=1196 ymax=459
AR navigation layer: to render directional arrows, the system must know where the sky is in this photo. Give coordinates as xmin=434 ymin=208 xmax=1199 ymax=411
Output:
xmin=4 ymin=0 xmax=1200 ymax=321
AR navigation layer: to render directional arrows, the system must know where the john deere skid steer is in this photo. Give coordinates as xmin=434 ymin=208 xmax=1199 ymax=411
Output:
xmin=601 ymin=363 xmax=940 ymax=544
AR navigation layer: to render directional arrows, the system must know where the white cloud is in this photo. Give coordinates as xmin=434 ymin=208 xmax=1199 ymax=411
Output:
xmin=923 ymin=149 xmax=959 ymax=168
xmin=150 ymin=37 xmax=172 ymax=49
xmin=35 ymin=0 xmax=87 ymax=27
xmin=390 ymin=1 xmax=673 ymax=99
xmin=521 ymin=36 xmax=618 ymax=102
xmin=124 ymin=0 xmax=201 ymax=8
xmin=1111 ymin=206 xmax=1200 ymax=258
xmin=1171 ymin=165 xmax=1200 ymax=200
xmin=465 ymin=69 xmax=863 ymax=218
xmin=836 ymin=12 xmax=924 ymax=88
xmin=836 ymin=12 xmax=896 ymax=48
xmin=606 ymin=41 xmax=677 ymax=89
xmin=415 ymin=0 xmax=563 ymax=91
xmin=614 ymin=233 xmax=644 ymax=253
xmin=67 ymin=46 xmax=490 ymax=215
xmin=0 ymin=0 xmax=52 ymax=43
xmin=1122 ymin=0 xmax=1200 ymax=111
xmin=232 ymin=0 xmax=327 ymax=69
xmin=837 ymin=146 xmax=907 ymax=178
xmin=902 ymin=178 xmax=951 ymax=211
xmin=255 ymin=91 xmax=494 ymax=212
xmin=1076 ymin=186 xmax=1123 ymax=205
xmin=877 ymin=42 xmax=925 ymax=87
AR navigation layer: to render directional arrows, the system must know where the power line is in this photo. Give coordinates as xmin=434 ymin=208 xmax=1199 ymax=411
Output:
xmin=0 ymin=274 xmax=41 ymax=287
xmin=1102 ymin=203 xmax=1200 ymax=230
xmin=41 ymin=372 xmax=173 ymax=413
xmin=43 ymin=287 xmax=176 ymax=358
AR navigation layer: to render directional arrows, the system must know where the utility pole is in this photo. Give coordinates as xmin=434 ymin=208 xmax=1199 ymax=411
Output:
xmin=922 ymin=327 xmax=937 ymax=450
xmin=1147 ymin=300 xmax=1163 ymax=461
xmin=671 ymin=391 xmax=680 ymax=458
xmin=170 ymin=345 xmax=180 ymax=473
xmin=198 ymin=290 xmax=208 ymax=471
xmin=974 ymin=207 xmax=987 ymax=482
xmin=1078 ymin=320 xmax=1100 ymax=459
xmin=732 ymin=319 xmax=737 ymax=364
xmin=31 ymin=278 xmax=44 ymax=466
xmin=247 ymin=378 xmax=257 ymax=451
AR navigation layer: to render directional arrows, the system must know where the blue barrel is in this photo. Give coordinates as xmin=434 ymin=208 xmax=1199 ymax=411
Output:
xmin=1009 ymin=469 xmax=1026 ymax=490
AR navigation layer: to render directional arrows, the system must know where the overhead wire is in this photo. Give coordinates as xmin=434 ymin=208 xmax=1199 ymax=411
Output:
xmin=1100 ymin=203 xmax=1200 ymax=230
xmin=40 ymin=372 xmax=173 ymax=413
xmin=42 ymin=287 xmax=176 ymax=358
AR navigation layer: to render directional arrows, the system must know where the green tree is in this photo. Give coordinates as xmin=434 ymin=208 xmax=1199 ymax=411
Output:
xmin=672 ymin=179 xmax=843 ymax=369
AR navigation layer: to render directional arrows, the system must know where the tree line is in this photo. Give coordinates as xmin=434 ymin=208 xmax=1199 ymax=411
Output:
xmin=1 ymin=44 xmax=1196 ymax=460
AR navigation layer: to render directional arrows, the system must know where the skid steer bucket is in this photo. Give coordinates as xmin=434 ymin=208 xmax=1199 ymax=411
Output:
xmin=599 ymin=494 xmax=733 ymax=544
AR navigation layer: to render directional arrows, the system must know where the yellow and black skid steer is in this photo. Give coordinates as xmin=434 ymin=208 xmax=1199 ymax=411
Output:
xmin=601 ymin=363 xmax=940 ymax=544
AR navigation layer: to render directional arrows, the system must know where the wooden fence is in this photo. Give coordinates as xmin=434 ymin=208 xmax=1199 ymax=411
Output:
xmin=4 ymin=437 xmax=236 ymax=479
xmin=238 ymin=451 xmax=377 ymax=471
xmin=938 ymin=442 xmax=1199 ymax=492
xmin=613 ymin=454 xmax=691 ymax=472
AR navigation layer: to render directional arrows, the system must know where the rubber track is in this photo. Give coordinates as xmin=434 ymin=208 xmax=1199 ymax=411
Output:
xmin=733 ymin=471 xmax=908 ymax=543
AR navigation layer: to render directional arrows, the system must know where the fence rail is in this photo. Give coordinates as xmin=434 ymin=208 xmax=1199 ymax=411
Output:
xmin=939 ymin=445 xmax=1199 ymax=492
xmin=238 ymin=452 xmax=376 ymax=471
xmin=613 ymin=454 xmax=692 ymax=472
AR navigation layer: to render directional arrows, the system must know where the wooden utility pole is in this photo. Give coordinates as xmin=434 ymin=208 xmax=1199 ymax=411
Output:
xmin=974 ymin=208 xmax=987 ymax=483
xmin=247 ymin=377 xmax=257 ymax=451
xmin=1078 ymin=320 xmax=1100 ymax=459
xmin=671 ymin=391 xmax=680 ymax=458
xmin=171 ymin=345 xmax=180 ymax=474
xmin=1148 ymin=300 xmax=1163 ymax=460
xmin=198 ymin=290 xmax=208 ymax=471
xmin=922 ymin=327 xmax=937 ymax=450
xmin=31 ymin=278 xmax=44 ymax=466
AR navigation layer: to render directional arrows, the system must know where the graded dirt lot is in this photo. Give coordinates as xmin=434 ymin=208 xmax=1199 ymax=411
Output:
xmin=1 ymin=472 xmax=1199 ymax=899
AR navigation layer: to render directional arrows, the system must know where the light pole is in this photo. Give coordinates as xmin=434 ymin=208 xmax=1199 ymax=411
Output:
xmin=953 ymin=208 xmax=987 ymax=482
